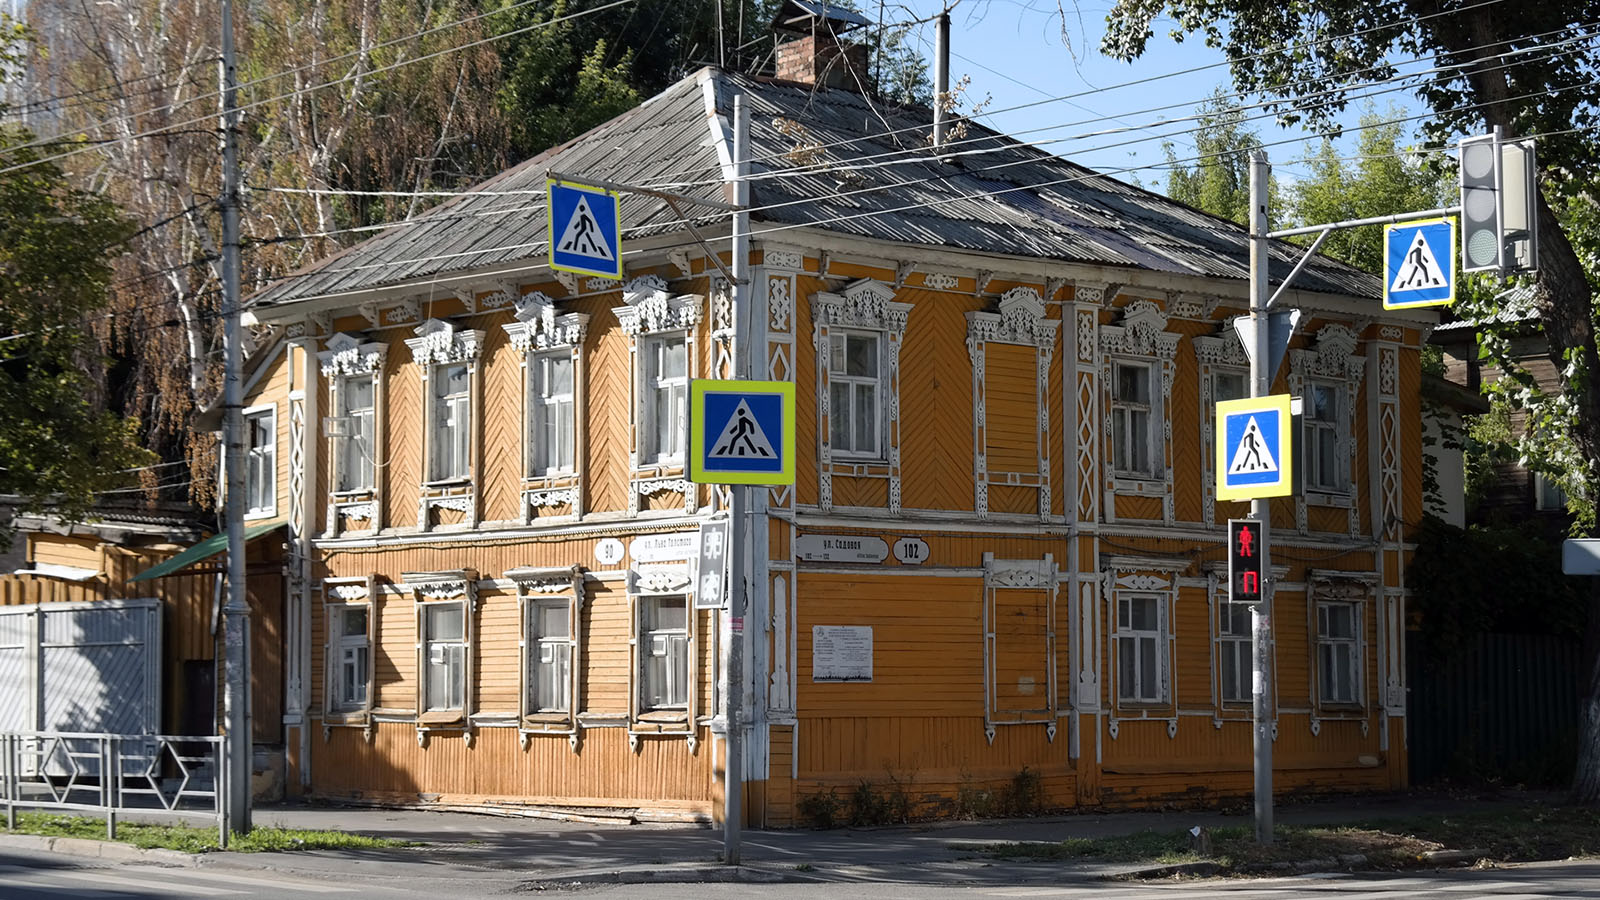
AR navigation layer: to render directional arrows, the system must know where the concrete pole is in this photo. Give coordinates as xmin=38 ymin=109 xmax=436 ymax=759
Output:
xmin=219 ymin=0 xmax=252 ymax=837
xmin=1248 ymin=150 xmax=1273 ymax=845
xmin=723 ymin=92 xmax=751 ymax=866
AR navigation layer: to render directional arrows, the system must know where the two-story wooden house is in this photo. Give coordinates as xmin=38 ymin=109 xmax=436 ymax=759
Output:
xmin=237 ymin=38 xmax=1433 ymax=825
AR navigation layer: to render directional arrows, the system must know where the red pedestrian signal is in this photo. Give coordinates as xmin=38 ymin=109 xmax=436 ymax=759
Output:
xmin=1229 ymin=518 xmax=1264 ymax=603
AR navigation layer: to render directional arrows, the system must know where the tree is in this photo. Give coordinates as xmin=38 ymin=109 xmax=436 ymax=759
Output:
xmin=1102 ymin=0 xmax=1600 ymax=804
xmin=1162 ymin=88 xmax=1282 ymax=227
xmin=0 ymin=111 xmax=154 ymax=534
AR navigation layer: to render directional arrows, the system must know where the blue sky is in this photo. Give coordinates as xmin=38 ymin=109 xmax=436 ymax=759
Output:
xmin=889 ymin=0 xmax=1429 ymax=195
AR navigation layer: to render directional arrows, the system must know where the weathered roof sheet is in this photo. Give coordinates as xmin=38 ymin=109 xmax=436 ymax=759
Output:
xmin=250 ymin=69 xmax=1379 ymax=310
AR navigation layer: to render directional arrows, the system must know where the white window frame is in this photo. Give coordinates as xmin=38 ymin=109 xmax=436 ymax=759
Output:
xmin=404 ymin=570 xmax=477 ymax=730
xmin=319 ymin=333 xmax=387 ymax=538
xmin=1103 ymin=559 xmax=1183 ymax=734
xmin=1195 ymin=326 xmax=1251 ymax=526
xmin=419 ymin=600 xmax=467 ymax=715
xmin=403 ymin=319 xmax=484 ymax=531
xmin=528 ymin=598 xmax=572 ymax=712
xmin=825 ymin=329 xmax=885 ymax=460
xmin=327 ymin=603 xmax=373 ymax=716
xmin=243 ymin=404 xmax=276 ymax=519
xmin=639 ymin=594 xmax=690 ymax=712
xmin=429 ymin=361 xmax=473 ymax=484
xmin=1288 ymin=324 xmax=1364 ymax=534
xmin=614 ymin=276 xmax=702 ymax=517
xmin=1305 ymin=378 xmax=1347 ymax=493
xmin=1217 ymin=598 xmax=1253 ymax=705
xmin=1098 ymin=300 xmax=1179 ymax=524
xmin=528 ymin=351 xmax=576 ymax=476
xmin=1111 ymin=360 xmax=1157 ymax=478
xmin=625 ymin=559 xmax=699 ymax=750
xmin=337 ymin=374 xmax=378 ymax=493
xmin=504 ymin=293 xmax=589 ymax=522
xmin=1315 ymin=600 xmax=1361 ymax=706
xmin=640 ymin=333 xmax=688 ymax=466
xmin=1115 ymin=594 xmax=1166 ymax=705
xmin=813 ymin=279 xmax=913 ymax=514
xmin=508 ymin=565 xmax=585 ymax=746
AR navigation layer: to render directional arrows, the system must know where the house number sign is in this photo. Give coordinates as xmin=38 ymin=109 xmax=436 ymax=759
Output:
xmin=795 ymin=534 xmax=889 ymax=563
xmin=892 ymin=537 xmax=929 ymax=565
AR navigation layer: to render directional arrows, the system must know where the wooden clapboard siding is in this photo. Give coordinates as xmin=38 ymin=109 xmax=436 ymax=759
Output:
xmin=1172 ymin=586 xmax=1212 ymax=708
xmin=581 ymin=299 xmax=631 ymax=515
xmin=1047 ymin=301 xmax=1066 ymax=519
xmin=27 ymin=535 xmax=101 ymax=569
xmin=1115 ymin=495 xmax=1163 ymax=521
xmin=382 ymin=328 xmax=422 ymax=531
xmin=984 ymin=343 xmax=1039 ymax=473
xmin=309 ymin=720 xmax=714 ymax=809
xmin=988 ymin=485 xmax=1037 ymax=516
xmin=766 ymin=724 xmax=795 ymax=826
xmin=373 ymin=585 xmax=417 ymax=710
xmin=1274 ymin=587 xmax=1312 ymax=707
xmin=831 ymin=477 xmax=887 ymax=509
xmin=475 ymin=588 xmax=520 ymax=714
xmin=796 ymin=573 xmax=984 ymax=717
xmin=310 ymin=597 xmax=328 ymax=714
xmin=898 ymin=287 xmax=981 ymax=512
xmin=477 ymin=318 xmax=522 ymax=524
xmin=582 ymin=581 xmax=629 ymax=714
xmin=1169 ymin=325 xmax=1204 ymax=523
xmin=792 ymin=275 xmax=823 ymax=508
xmin=992 ymin=589 xmax=1049 ymax=715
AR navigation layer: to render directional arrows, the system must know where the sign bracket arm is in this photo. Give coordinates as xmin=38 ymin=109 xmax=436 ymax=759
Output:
xmin=1266 ymin=228 xmax=1332 ymax=310
xmin=661 ymin=195 xmax=740 ymax=286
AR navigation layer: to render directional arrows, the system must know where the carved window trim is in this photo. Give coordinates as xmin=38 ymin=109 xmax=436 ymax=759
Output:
xmin=967 ymin=287 xmax=1058 ymax=521
xmin=322 ymin=575 xmax=376 ymax=730
xmin=1306 ymin=571 xmax=1376 ymax=736
xmin=403 ymin=319 xmax=485 ymax=531
xmin=812 ymin=279 xmax=911 ymax=513
xmin=614 ymin=275 xmax=702 ymax=517
xmin=319 ymin=333 xmax=387 ymax=537
xmin=1102 ymin=556 xmax=1184 ymax=738
xmin=507 ymin=565 xmax=586 ymax=750
xmin=625 ymin=558 xmax=699 ymax=751
xmin=1099 ymin=300 xmax=1179 ymax=524
xmin=405 ymin=570 xmax=479 ymax=738
xmin=1194 ymin=326 xmax=1250 ymax=527
xmin=981 ymin=553 xmax=1059 ymax=745
xmin=243 ymin=404 xmax=277 ymax=520
xmin=1288 ymin=323 xmax=1365 ymax=535
xmin=504 ymin=293 xmax=589 ymax=523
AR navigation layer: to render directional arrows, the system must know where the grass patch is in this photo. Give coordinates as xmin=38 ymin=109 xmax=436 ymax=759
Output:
xmin=971 ymin=803 xmax=1600 ymax=876
xmin=7 ymin=812 xmax=412 ymax=854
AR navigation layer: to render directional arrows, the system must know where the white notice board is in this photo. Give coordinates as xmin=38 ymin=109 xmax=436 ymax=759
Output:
xmin=812 ymin=625 xmax=873 ymax=682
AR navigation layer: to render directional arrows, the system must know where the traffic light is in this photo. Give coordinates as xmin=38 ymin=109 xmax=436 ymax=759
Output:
xmin=1459 ymin=131 xmax=1538 ymax=274
xmin=1228 ymin=518 xmax=1264 ymax=604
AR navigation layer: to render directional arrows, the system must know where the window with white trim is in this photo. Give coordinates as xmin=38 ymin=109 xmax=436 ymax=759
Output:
xmin=328 ymin=605 xmax=371 ymax=714
xmin=1115 ymin=594 xmax=1166 ymax=703
xmin=421 ymin=601 xmax=466 ymax=713
xmin=1212 ymin=370 xmax=1248 ymax=405
xmin=1316 ymin=600 xmax=1360 ymax=705
xmin=430 ymin=362 xmax=472 ymax=483
xmin=1218 ymin=600 xmax=1252 ymax=704
xmin=639 ymin=595 xmax=689 ymax=711
xmin=1112 ymin=362 xmax=1156 ymax=478
xmin=642 ymin=334 xmax=687 ymax=465
xmin=338 ymin=375 xmax=376 ymax=492
xmin=1305 ymin=380 xmax=1345 ymax=492
xmin=827 ymin=330 xmax=883 ymax=459
xmin=529 ymin=351 xmax=575 ymax=475
xmin=244 ymin=407 xmax=276 ymax=517
xmin=1535 ymin=472 xmax=1568 ymax=511
xmin=527 ymin=598 xmax=572 ymax=713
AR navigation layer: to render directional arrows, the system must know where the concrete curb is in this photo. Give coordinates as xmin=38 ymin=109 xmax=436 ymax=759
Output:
xmin=517 ymin=864 xmax=799 ymax=886
xmin=0 ymin=832 xmax=197 ymax=866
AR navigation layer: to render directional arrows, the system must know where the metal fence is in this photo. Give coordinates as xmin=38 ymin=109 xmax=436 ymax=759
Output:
xmin=1 ymin=731 xmax=227 ymax=846
xmin=1406 ymin=632 xmax=1582 ymax=786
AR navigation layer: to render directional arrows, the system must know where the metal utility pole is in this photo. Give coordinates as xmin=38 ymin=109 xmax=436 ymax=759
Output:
xmin=1247 ymin=150 xmax=1273 ymax=845
xmin=932 ymin=10 xmax=949 ymax=153
xmin=723 ymin=92 xmax=750 ymax=866
xmin=219 ymin=0 xmax=252 ymax=837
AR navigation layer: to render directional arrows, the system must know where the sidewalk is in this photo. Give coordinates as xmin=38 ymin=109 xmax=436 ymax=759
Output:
xmin=2 ymin=789 xmax=1559 ymax=887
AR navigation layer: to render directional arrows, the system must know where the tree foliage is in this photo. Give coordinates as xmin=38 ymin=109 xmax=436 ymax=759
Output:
xmin=0 ymin=122 xmax=154 ymax=532
xmin=1162 ymin=88 xmax=1280 ymax=227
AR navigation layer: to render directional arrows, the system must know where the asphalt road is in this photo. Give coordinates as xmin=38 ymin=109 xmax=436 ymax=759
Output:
xmin=2 ymin=850 xmax=1599 ymax=900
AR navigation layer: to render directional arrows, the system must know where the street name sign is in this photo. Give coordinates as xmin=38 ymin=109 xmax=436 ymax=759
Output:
xmin=689 ymin=379 xmax=796 ymax=485
xmin=1215 ymin=394 xmax=1294 ymax=501
xmin=547 ymin=178 xmax=622 ymax=280
xmin=1384 ymin=217 xmax=1456 ymax=310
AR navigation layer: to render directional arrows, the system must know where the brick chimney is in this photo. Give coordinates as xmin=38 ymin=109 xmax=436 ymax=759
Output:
xmin=770 ymin=0 xmax=874 ymax=94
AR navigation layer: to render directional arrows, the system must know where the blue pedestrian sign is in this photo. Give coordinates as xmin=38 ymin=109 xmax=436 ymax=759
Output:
xmin=1215 ymin=394 xmax=1294 ymax=501
xmin=689 ymin=379 xmax=796 ymax=485
xmin=547 ymin=178 xmax=622 ymax=280
xmin=1384 ymin=217 xmax=1456 ymax=310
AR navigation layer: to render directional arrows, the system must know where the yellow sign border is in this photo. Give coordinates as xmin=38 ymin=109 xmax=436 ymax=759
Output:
xmin=1382 ymin=216 xmax=1456 ymax=310
xmin=689 ymin=379 xmax=796 ymax=486
xmin=546 ymin=178 xmax=623 ymax=280
xmin=1215 ymin=393 xmax=1294 ymax=501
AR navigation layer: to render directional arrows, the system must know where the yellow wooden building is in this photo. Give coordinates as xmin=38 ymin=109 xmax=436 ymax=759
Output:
xmin=239 ymin=42 xmax=1432 ymax=825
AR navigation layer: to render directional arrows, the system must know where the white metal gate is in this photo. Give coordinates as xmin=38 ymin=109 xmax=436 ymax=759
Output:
xmin=0 ymin=599 xmax=162 ymax=774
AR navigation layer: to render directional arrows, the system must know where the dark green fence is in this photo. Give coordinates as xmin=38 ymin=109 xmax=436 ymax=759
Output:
xmin=1406 ymin=632 xmax=1582 ymax=786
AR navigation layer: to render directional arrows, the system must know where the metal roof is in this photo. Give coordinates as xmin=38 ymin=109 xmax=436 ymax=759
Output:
xmin=250 ymin=69 xmax=1379 ymax=311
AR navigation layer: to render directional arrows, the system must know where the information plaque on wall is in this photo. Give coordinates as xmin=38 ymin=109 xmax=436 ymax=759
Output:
xmin=812 ymin=625 xmax=873 ymax=682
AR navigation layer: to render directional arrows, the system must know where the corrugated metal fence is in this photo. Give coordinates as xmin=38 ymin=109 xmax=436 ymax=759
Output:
xmin=1407 ymin=632 xmax=1582 ymax=785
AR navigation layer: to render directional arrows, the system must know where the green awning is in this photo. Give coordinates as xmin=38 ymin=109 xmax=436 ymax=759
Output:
xmin=129 ymin=520 xmax=285 ymax=582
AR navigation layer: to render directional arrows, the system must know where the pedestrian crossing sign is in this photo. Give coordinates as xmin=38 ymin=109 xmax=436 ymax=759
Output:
xmin=689 ymin=379 xmax=796 ymax=485
xmin=548 ymin=178 xmax=622 ymax=280
xmin=1383 ymin=217 xmax=1456 ymax=310
xmin=1215 ymin=394 xmax=1294 ymax=501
